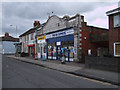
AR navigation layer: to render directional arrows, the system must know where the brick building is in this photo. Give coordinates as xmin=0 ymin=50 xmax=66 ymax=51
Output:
xmin=36 ymin=14 xmax=108 ymax=62
xmin=106 ymin=3 xmax=120 ymax=57
xmin=19 ymin=14 xmax=109 ymax=62
xmin=19 ymin=21 xmax=41 ymax=57
xmin=81 ymin=22 xmax=108 ymax=60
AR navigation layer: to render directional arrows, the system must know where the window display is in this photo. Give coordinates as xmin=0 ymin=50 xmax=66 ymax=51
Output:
xmin=47 ymin=40 xmax=74 ymax=61
xmin=61 ymin=41 xmax=74 ymax=61
xmin=48 ymin=43 xmax=56 ymax=59
xmin=48 ymin=44 xmax=52 ymax=59
xmin=53 ymin=46 xmax=56 ymax=59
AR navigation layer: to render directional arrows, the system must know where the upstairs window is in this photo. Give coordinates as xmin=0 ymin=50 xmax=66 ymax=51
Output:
xmin=114 ymin=14 xmax=120 ymax=27
xmin=31 ymin=33 xmax=33 ymax=40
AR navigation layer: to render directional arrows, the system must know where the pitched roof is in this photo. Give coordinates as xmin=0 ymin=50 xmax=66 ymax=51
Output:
xmin=106 ymin=7 xmax=120 ymax=16
xmin=0 ymin=36 xmax=19 ymax=42
xmin=87 ymin=25 xmax=108 ymax=31
xmin=19 ymin=25 xmax=41 ymax=37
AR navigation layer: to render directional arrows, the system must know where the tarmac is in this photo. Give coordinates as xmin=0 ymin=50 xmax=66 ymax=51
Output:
xmin=6 ymin=55 xmax=120 ymax=86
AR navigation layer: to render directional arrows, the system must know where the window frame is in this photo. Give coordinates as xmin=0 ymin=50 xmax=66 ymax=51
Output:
xmin=114 ymin=42 xmax=120 ymax=57
xmin=113 ymin=14 xmax=120 ymax=28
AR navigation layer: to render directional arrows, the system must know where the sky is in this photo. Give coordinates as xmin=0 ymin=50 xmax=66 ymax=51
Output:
xmin=1 ymin=0 xmax=120 ymax=38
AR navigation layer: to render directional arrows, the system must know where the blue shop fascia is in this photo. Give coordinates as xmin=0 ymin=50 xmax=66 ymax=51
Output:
xmin=45 ymin=27 xmax=74 ymax=61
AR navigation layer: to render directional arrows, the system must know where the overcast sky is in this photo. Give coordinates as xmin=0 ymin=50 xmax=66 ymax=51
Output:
xmin=1 ymin=0 xmax=119 ymax=37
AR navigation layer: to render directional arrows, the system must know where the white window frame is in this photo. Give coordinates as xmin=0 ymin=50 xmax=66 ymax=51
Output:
xmin=113 ymin=14 xmax=120 ymax=27
xmin=114 ymin=42 xmax=120 ymax=57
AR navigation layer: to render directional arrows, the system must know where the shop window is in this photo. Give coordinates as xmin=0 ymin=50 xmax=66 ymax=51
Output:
xmin=114 ymin=42 xmax=120 ymax=57
xmin=61 ymin=41 xmax=74 ymax=58
xmin=69 ymin=46 xmax=74 ymax=58
xmin=48 ymin=43 xmax=56 ymax=59
xmin=48 ymin=44 xmax=52 ymax=56
xmin=52 ymin=46 xmax=56 ymax=57
xmin=114 ymin=14 xmax=120 ymax=27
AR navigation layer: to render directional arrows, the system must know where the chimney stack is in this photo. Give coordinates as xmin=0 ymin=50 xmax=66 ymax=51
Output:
xmin=5 ymin=32 xmax=9 ymax=37
xmin=33 ymin=21 xmax=40 ymax=27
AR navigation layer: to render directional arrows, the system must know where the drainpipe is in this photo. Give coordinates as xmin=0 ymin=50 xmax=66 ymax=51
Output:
xmin=34 ymin=27 xmax=38 ymax=60
xmin=77 ymin=14 xmax=82 ymax=62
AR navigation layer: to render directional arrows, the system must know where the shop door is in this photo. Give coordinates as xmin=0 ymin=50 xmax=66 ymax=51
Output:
xmin=29 ymin=47 xmax=31 ymax=56
xmin=29 ymin=46 xmax=34 ymax=57
xmin=41 ymin=46 xmax=42 ymax=58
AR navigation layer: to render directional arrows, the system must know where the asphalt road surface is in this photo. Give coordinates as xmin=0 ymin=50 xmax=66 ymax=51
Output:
xmin=2 ymin=55 xmax=118 ymax=88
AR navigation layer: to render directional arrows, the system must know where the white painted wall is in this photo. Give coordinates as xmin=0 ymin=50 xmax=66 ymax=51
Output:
xmin=2 ymin=41 xmax=17 ymax=54
xmin=43 ymin=16 xmax=66 ymax=33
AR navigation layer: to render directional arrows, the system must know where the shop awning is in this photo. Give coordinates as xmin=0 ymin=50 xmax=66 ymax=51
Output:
xmin=27 ymin=44 xmax=35 ymax=47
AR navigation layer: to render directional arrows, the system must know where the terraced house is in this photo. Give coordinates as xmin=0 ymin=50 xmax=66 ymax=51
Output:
xmin=19 ymin=14 xmax=109 ymax=62
xmin=19 ymin=21 xmax=41 ymax=57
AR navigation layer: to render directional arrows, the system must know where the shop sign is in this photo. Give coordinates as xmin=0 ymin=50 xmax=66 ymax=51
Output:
xmin=37 ymin=39 xmax=46 ymax=43
xmin=46 ymin=28 xmax=74 ymax=39
xmin=114 ymin=42 xmax=120 ymax=57
xmin=37 ymin=36 xmax=46 ymax=40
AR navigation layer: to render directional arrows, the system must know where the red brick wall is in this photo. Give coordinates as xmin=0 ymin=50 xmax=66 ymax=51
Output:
xmin=108 ymin=15 xmax=120 ymax=56
xmin=81 ymin=22 xmax=108 ymax=61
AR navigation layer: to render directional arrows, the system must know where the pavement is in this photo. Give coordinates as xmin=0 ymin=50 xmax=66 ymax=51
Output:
xmin=7 ymin=55 xmax=120 ymax=86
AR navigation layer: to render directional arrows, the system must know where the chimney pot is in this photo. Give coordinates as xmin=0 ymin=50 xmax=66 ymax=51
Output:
xmin=5 ymin=32 xmax=9 ymax=37
xmin=33 ymin=21 xmax=40 ymax=27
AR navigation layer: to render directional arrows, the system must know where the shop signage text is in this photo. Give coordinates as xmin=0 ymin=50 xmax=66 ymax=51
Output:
xmin=46 ymin=28 xmax=74 ymax=39
xmin=37 ymin=39 xmax=46 ymax=43
xmin=37 ymin=36 xmax=46 ymax=40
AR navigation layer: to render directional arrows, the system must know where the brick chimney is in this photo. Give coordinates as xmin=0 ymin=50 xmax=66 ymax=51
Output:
xmin=5 ymin=32 xmax=9 ymax=37
xmin=33 ymin=21 xmax=40 ymax=27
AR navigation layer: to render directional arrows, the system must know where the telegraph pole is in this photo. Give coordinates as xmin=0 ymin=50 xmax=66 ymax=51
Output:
xmin=35 ymin=27 xmax=38 ymax=60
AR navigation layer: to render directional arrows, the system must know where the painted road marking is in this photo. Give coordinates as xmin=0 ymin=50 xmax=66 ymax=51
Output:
xmin=59 ymin=71 xmax=118 ymax=87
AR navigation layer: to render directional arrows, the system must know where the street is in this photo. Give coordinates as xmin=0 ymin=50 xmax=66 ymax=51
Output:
xmin=2 ymin=55 xmax=118 ymax=88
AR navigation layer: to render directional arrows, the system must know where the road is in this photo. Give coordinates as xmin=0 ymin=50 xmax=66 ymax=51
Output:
xmin=2 ymin=55 xmax=118 ymax=88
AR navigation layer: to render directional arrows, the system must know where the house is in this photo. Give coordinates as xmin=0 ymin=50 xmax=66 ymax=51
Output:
xmin=36 ymin=14 xmax=108 ymax=62
xmin=106 ymin=2 xmax=120 ymax=57
xmin=19 ymin=21 xmax=41 ymax=57
xmin=0 ymin=32 xmax=19 ymax=54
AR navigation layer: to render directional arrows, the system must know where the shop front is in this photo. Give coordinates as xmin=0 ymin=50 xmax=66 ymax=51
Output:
xmin=27 ymin=44 xmax=35 ymax=57
xmin=37 ymin=35 xmax=47 ymax=60
xmin=46 ymin=28 xmax=74 ymax=61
